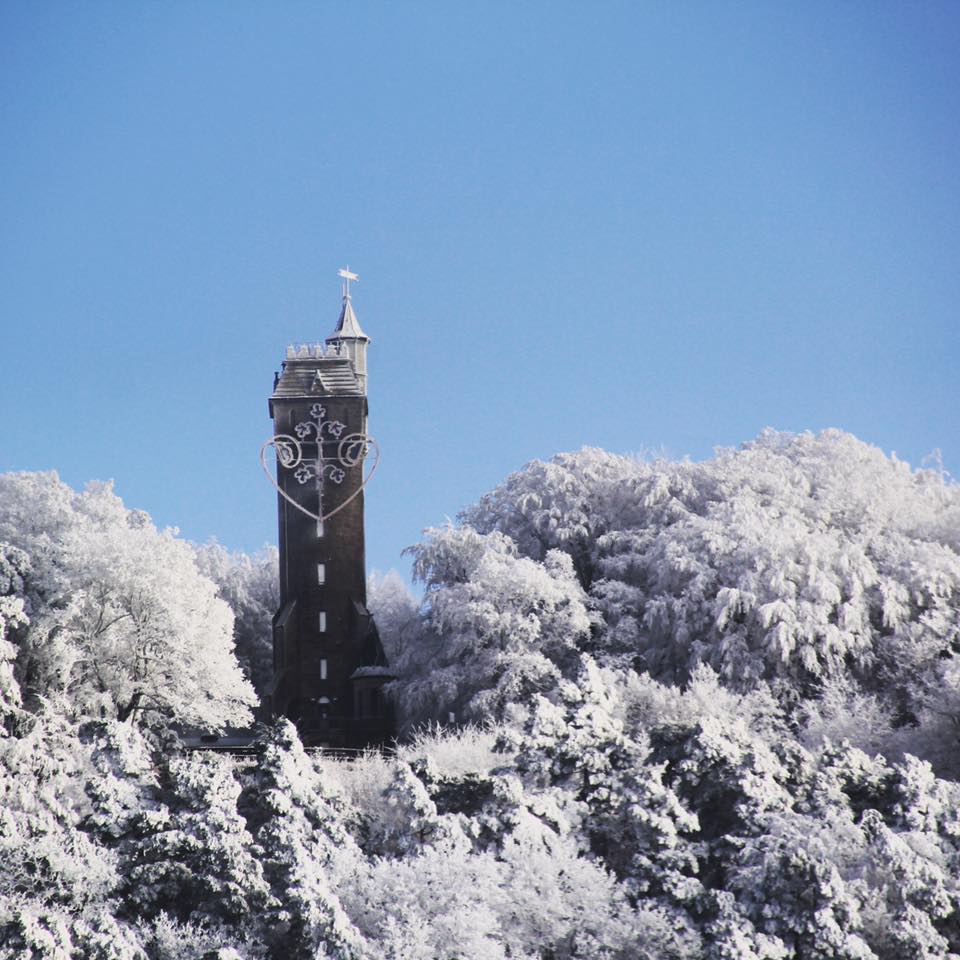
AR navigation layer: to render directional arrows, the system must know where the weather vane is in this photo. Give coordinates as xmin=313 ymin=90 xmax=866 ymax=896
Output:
xmin=338 ymin=266 xmax=358 ymax=298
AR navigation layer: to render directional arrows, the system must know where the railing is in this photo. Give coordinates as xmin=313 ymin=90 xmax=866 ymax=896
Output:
xmin=183 ymin=738 xmax=395 ymax=760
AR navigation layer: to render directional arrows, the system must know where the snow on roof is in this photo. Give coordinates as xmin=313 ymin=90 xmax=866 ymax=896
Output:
xmin=350 ymin=665 xmax=395 ymax=679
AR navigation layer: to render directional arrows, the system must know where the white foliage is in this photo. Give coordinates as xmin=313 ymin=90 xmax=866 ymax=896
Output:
xmin=0 ymin=472 xmax=256 ymax=729
xmin=344 ymin=838 xmax=508 ymax=960
xmin=141 ymin=912 xmax=256 ymax=960
xmin=447 ymin=432 xmax=960 ymax=774
xmin=193 ymin=541 xmax=279 ymax=702
xmin=1 ymin=433 xmax=960 ymax=958
xmin=459 ymin=433 xmax=960 ymax=699
xmin=367 ymin=570 xmax=420 ymax=666
xmin=0 ymin=899 xmax=145 ymax=960
xmin=122 ymin=752 xmax=271 ymax=929
xmin=0 ymin=543 xmax=29 ymax=720
xmin=0 ymin=711 xmax=117 ymax=911
xmin=242 ymin=720 xmax=369 ymax=959
xmin=399 ymin=526 xmax=591 ymax=725
xmin=396 ymin=723 xmax=502 ymax=777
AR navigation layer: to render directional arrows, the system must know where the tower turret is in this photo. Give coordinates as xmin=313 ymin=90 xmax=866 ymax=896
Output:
xmin=326 ymin=267 xmax=370 ymax=394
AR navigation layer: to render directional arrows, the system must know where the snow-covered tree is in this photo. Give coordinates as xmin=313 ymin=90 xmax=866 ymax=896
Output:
xmin=509 ymin=657 xmax=701 ymax=903
xmin=0 ymin=544 xmax=29 ymax=723
xmin=344 ymin=837 xmax=509 ymax=960
xmin=460 ymin=446 xmax=641 ymax=589
xmin=77 ymin=719 xmax=160 ymax=848
xmin=120 ymin=751 xmax=271 ymax=944
xmin=0 ymin=705 xmax=147 ymax=959
xmin=367 ymin=570 xmax=420 ymax=666
xmin=0 ymin=900 xmax=146 ymax=960
xmin=1 ymin=432 xmax=959 ymax=958
xmin=397 ymin=526 xmax=591 ymax=726
xmin=0 ymin=472 xmax=256 ymax=729
xmin=193 ymin=542 xmax=278 ymax=708
xmin=448 ymin=432 xmax=960 ymax=741
xmin=241 ymin=720 xmax=368 ymax=960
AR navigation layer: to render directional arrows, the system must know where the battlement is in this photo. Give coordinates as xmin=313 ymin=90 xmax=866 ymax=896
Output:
xmin=286 ymin=342 xmax=347 ymax=360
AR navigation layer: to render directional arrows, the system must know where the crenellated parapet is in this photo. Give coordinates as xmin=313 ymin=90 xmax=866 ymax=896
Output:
xmin=286 ymin=341 xmax=348 ymax=360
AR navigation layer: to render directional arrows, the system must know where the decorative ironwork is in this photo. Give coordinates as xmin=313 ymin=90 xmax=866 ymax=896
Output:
xmin=260 ymin=402 xmax=379 ymax=523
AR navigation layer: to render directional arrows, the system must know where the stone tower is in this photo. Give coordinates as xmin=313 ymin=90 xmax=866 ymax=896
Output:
xmin=265 ymin=271 xmax=392 ymax=748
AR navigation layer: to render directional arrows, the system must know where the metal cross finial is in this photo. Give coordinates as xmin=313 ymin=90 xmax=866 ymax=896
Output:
xmin=338 ymin=266 xmax=359 ymax=299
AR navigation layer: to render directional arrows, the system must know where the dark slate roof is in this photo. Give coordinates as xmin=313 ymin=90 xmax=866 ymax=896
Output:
xmin=272 ymin=358 xmax=361 ymax=399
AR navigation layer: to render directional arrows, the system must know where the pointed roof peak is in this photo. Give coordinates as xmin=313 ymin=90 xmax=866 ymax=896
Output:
xmin=326 ymin=267 xmax=369 ymax=342
xmin=328 ymin=293 xmax=369 ymax=342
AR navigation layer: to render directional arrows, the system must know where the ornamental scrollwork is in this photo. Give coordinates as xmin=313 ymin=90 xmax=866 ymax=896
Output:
xmin=260 ymin=402 xmax=379 ymax=523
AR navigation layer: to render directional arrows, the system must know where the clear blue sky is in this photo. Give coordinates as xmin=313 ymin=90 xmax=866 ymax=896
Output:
xmin=2 ymin=2 xmax=958 ymax=581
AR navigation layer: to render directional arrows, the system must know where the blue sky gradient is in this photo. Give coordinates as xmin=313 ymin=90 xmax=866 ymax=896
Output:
xmin=2 ymin=2 xmax=958 ymax=579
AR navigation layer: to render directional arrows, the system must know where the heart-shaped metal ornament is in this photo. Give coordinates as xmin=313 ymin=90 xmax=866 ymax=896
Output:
xmin=259 ymin=431 xmax=380 ymax=524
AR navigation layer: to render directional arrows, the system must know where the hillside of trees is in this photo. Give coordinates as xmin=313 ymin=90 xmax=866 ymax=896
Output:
xmin=2 ymin=429 xmax=960 ymax=959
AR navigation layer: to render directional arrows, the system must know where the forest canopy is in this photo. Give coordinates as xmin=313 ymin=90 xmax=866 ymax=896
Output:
xmin=389 ymin=430 xmax=960 ymax=759
xmin=2 ymin=429 xmax=960 ymax=959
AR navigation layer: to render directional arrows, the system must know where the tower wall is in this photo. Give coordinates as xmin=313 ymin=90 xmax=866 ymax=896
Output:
xmin=267 ymin=326 xmax=391 ymax=747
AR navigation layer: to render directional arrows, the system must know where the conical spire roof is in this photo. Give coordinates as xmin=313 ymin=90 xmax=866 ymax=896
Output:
xmin=327 ymin=295 xmax=369 ymax=342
